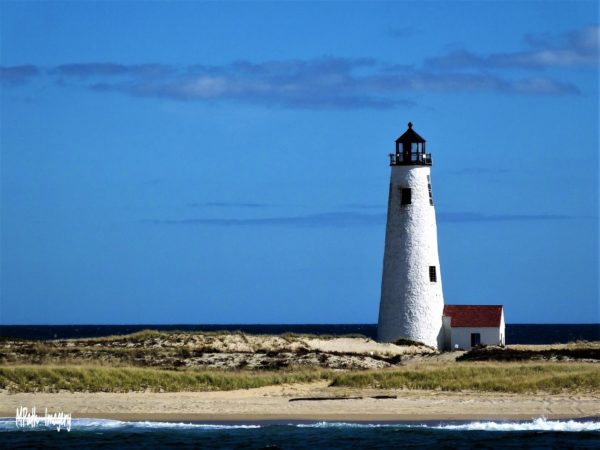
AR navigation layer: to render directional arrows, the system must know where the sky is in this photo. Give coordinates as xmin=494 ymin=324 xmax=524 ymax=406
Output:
xmin=0 ymin=1 xmax=598 ymax=325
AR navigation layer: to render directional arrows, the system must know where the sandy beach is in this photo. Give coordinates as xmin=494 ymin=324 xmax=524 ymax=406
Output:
xmin=2 ymin=382 xmax=598 ymax=422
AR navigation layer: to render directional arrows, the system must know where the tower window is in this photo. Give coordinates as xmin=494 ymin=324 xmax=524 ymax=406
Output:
xmin=429 ymin=266 xmax=437 ymax=282
xmin=401 ymin=188 xmax=411 ymax=205
xmin=427 ymin=180 xmax=434 ymax=206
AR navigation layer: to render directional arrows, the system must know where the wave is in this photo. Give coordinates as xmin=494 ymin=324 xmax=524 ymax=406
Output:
xmin=1 ymin=417 xmax=598 ymax=433
xmin=76 ymin=419 xmax=261 ymax=430
xmin=297 ymin=418 xmax=600 ymax=432
xmin=432 ymin=417 xmax=600 ymax=432
xmin=0 ymin=417 xmax=260 ymax=432
xmin=296 ymin=422 xmax=391 ymax=429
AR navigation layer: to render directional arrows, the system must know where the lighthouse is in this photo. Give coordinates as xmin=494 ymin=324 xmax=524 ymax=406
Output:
xmin=377 ymin=123 xmax=445 ymax=349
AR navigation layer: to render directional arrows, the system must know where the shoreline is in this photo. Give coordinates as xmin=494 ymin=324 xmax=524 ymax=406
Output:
xmin=3 ymin=413 xmax=598 ymax=423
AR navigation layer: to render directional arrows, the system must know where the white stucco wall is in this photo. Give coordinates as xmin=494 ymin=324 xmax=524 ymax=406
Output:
xmin=500 ymin=309 xmax=505 ymax=346
xmin=378 ymin=165 xmax=445 ymax=348
xmin=449 ymin=327 xmax=503 ymax=350
xmin=446 ymin=310 xmax=505 ymax=350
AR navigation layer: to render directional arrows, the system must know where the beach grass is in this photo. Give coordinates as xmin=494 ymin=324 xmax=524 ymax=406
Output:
xmin=0 ymin=365 xmax=331 ymax=393
xmin=329 ymin=363 xmax=600 ymax=394
xmin=1 ymin=362 xmax=598 ymax=394
xmin=508 ymin=341 xmax=600 ymax=350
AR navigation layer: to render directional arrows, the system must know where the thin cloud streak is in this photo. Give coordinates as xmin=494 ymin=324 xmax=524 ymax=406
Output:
xmin=186 ymin=201 xmax=271 ymax=208
xmin=143 ymin=212 xmax=384 ymax=227
xmin=374 ymin=69 xmax=577 ymax=94
xmin=342 ymin=203 xmax=386 ymax=210
xmin=0 ymin=65 xmax=40 ymax=85
xmin=438 ymin=212 xmax=571 ymax=223
xmin=143 ymin=211 xmax=574 ymax=228
xmin=427 ymin=25 xmax=599 ymax=70
xmin=54 ymin=63 xmax=173 ymax=78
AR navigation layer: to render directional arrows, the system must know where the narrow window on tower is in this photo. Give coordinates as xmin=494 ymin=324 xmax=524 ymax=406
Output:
xmin=429 ymin=266 xmax=437 ymax=282
xmin=401 ymin=188 xmax=411 ymax=205
xmin=428 ymin=179 xmax=434 ymax=206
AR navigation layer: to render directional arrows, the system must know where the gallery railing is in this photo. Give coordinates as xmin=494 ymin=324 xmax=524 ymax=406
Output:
xmin=389 ymin=152 xmax=432 ymax=166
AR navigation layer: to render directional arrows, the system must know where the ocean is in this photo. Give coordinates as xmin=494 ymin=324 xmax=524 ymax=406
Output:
xmin=1 ymin=323 xmax=599 ymax=343
xmin=1 ymin=418 xmax=599 ymax=449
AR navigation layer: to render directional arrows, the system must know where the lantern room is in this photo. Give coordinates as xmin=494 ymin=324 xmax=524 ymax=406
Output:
xmin=390 ymin=122 xmax=432 ymax=166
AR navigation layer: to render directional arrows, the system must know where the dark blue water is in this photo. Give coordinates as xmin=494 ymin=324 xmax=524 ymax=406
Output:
xmin=1 ymin=323 xmax=599 ymax=344
xmin=1 ymin=418 xmax=599 ymax=449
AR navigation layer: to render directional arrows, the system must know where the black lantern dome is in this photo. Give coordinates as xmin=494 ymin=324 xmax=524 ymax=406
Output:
xmin=390 ymin=122 xmax=432 ymax=166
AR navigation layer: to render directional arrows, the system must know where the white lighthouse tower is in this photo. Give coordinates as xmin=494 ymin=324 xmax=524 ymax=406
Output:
xmin=377 ymin=122 xmax=445 ymax=349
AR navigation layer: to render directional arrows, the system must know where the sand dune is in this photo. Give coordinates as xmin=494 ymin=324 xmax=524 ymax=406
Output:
xmin=1 ymin=332 xmax=437 ymax=370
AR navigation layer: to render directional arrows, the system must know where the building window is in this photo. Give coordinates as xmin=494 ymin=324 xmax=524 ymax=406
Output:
xmin=401 ymin=188 xmax=411 ymax=205
xmin=429 ymin=266 xmax=437 ymax=282
xmin=427 ymin=180 xmax=434 ymax=206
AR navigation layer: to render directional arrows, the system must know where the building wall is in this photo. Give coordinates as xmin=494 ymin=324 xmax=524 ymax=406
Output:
xmin=499 ymin=310 xmax=506 ymax=346
xmin=449 ymin=326 xmax=504 ymax=350
xmin=378 ymin=165 xmax=445 ymax=348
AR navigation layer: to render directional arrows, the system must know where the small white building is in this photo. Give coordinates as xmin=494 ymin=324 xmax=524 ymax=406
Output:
xmin=442 ymin=305 xmax=505 ymax=350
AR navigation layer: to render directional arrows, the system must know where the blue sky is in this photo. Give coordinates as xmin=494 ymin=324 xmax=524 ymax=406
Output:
xmin=1 ymin=1 xmax=598 ymax=325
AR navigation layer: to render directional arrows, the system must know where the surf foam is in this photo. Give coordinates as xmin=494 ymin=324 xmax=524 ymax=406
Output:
xmin=1 ymin=417 xmax=598 ymax=432
xmin=432 ymin=417 xmax=600 ymax=432
xmin=0 ymin=417 xmax=261 ymax=431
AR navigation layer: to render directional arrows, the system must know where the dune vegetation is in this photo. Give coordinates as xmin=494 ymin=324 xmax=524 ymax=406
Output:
xmin=329 ymin=362 xmax=600 ymax=394
xmin=0 ymin=365 xmax=332 ymax=393
xmin=1 ymin=362 xmax=598 ymax=394
xmin=0 ymin=330 xmax=433 ymax=370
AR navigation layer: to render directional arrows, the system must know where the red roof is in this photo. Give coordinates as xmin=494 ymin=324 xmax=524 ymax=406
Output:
xmin=443 ymin=305 xmax=503 ymax=327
